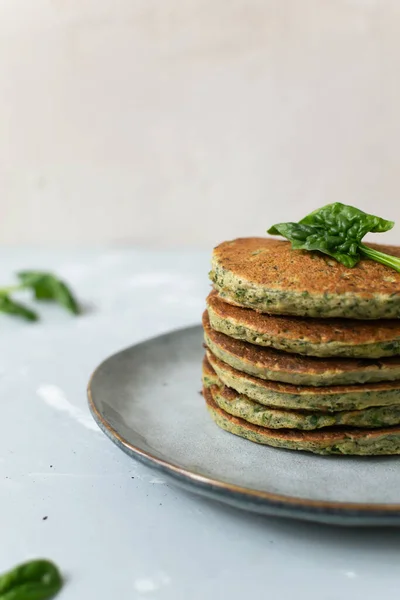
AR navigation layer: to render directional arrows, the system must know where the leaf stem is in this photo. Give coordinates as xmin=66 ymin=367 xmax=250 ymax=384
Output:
xmin=0 ymin=284 xmax=23 ymax=296
xmin=360 ymin=244 xmax=400 ymax=273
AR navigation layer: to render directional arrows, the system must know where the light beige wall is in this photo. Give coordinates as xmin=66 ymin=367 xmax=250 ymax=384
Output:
xmin=1 ymin=0 xmax=400 ymax=246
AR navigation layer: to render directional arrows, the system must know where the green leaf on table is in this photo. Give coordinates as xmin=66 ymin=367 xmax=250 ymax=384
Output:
xmin=17 ymin=271 xmax=80 ymax=315
xmin=0 ymin=294 xmax=38 ymax=322
xmin=268 ymin=202 xmax=400 ymax=271
xmin=0 ymin=559 xmax=63 ymax=600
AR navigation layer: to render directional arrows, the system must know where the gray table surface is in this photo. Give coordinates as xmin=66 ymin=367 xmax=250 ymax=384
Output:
xmin=1 ymin=248 xmax=400 ymax=599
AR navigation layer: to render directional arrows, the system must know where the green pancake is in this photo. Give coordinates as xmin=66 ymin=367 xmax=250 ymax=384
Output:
xmin=203 ymin=385 xmax=400 ymax=455
xmin=207 ymin=291 xmax=400 ymax=358
xmin=203 ymin=311 xmax=400 ymax=386
xmin=210 ymin=237 xmax=400 ymax=319
xmin=205 ymin=350 xmax=400 ymax=411
xmin=202 ymin=356 xmax=400 ymax=429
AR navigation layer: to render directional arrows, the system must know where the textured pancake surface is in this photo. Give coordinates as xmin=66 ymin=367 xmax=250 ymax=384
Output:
xmin=210 ymin=237 xmax=400 ymax=319
xmin=203 ymin=311 xmax=400 ymax=386
xmin=202 ymin=356 xmax=400 ymax=429
xmin=207 ymin=291 xmax=400 ymax=358
xmin=205 ymin=350 xmax=400 ymax=411
xmin=203 ymin=385 xmax=400 ymax=455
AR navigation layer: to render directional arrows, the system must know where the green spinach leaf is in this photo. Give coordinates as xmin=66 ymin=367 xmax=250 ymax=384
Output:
xmin=0 ymin=295 xmax=38 ymax=322
xmin=268 ymin=203 xmax=400 ymax=272
xmin=17 ymin=271 xmax=80 ymax=315
xmin=0 ymin=559 xmax=63 ymax=600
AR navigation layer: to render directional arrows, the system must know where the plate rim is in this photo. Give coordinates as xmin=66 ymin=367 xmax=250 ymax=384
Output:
xmin=87 ymin=324 xmax=400 ymax=523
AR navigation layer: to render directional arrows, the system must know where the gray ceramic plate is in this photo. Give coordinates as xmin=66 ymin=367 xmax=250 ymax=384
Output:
xmin=88 ymin=325 xmax=400 ymax=526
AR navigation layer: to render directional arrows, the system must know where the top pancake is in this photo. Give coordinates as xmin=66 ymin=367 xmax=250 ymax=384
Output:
xmin=210 ymin=237 xmax=400 ymax=319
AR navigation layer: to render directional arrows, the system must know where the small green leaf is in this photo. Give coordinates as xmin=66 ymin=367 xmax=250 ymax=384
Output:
xmin=300 ymin=203 xmax=394 ymax=236
xmin=0 ymin=559 xmax=62 ymax=600
xmin=17 ymin=271 xmax=80 ymax=315
xmin=268 ymin=203 xmax=400 ymax=270
xmin=0 ymin=295 xmax=38 ymax=322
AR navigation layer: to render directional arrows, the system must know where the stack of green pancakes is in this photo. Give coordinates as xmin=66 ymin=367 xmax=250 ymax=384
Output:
xmin=202 ymin=237 xmax=400 ymax=455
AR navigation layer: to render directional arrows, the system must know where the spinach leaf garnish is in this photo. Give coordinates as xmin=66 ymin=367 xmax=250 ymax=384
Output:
xmin=0 ymin=559 xmax=63 ymax=600
xmin=0 ymin=271 xmax=80 ymax=322
xmin=268 ymin=203 xmax=400 ymax=272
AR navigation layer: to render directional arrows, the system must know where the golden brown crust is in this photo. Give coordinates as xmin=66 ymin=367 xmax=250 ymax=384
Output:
xmin=203 ymin=385 xmax=400 ymax=443
xmin=202 ymin=355 xmax=214 ymax=377
xmin=213 ymin=237 xmax=400 ymax=297
xmin=205 ymin=349 xmax=400 ymax=396
xmin=203 ymin=310 xmax=400 ymax=377
xmin=207 ymin=290 xmax=400 ymax=345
